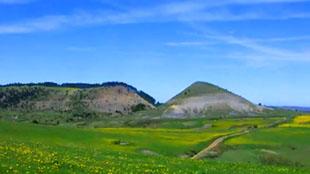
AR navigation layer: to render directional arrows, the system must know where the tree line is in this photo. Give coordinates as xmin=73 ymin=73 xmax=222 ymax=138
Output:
xmin=0 ymin=82 xmax=157 ymax=105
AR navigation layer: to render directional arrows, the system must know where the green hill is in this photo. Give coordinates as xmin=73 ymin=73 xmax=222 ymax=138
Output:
xmin=163 ymin=81 xmax=264 ymax=118
xmin=168 ymin=81 xmax=231 ymax=102
xmin=0 ymin=81 xmax=292 ymax=125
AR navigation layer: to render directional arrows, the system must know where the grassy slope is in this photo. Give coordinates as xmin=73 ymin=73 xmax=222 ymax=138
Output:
xmin=162 ymin=81 xmax=267 ymax=118
xmin=168 ymin=82 xmax=227 ymax=102
xmin=1 ymin=117 xmax=309 ymax=173
xmin=126 ymin=117 xmax=282 ymax=129
xmin=1 ymin=84 xmax=300 ymax=125
xmin=219 ymin=116 xmax=310 ymax=167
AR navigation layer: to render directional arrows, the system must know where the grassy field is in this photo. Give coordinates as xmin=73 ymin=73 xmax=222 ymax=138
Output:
xmin=220 ymin=115 xmax=310 ymax=167
xmin=279 ymin=115 xmax=310 ymax=128
xmin=1 ymin=116 xmax=309 ymax=173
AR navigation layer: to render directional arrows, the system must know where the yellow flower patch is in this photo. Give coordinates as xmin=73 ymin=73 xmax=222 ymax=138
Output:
xmin=279 ymin=123 xmax=310 ymax=128
xmin=294 ymin=115 xmax=310 ymax=124
xmin=279 ymin=115 xmax=310 ymax=128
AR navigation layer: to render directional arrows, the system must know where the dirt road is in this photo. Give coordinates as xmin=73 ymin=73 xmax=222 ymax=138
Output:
xmin=191 ymin=130 xmax=250 ymax=160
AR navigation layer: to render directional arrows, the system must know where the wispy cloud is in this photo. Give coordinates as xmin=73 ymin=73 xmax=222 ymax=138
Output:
xmin=0 ymin=11 xmax=142 ymax=34
xmin=253 ymin=35 xmax=310 ymax=42
xmin=0 ymin=0 xmax=34 ymax=4
xmin=0 ymin=10 xmax=160 ymax=34
xmin=1 ymin=0 xmax=309 ymax=65
xmin=157 ymin=0 xmax=310 ymax=16
xmin=189 ymin=25 xmax=310 ymax=63
xmin=208 ymin=0 xmax=310 ymax=5
xmin=1 ymin=0 xmax=310 ymax=34
xmin=167 ymin=29 xmax=310 ymax=47
xmin=0 ymin=9 xmax=308 ymax=34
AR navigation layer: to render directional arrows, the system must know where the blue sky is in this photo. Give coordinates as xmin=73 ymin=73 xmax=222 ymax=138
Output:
xmin=0 ymin=0 xmax=310 ymax=106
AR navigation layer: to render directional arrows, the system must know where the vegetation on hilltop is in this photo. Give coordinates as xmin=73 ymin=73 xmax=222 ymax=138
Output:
xmin=0 ymin=82 xmax=156 ymax=105
xmin=163 ymin=81 xmax=265 ymax=118
xmin=168 ymin=81 xmax=231 ymax=102
xmin=0 ymin=82 xmax=151 ymax=124
xmin=0 ymin=81 xmax=303 ymax=126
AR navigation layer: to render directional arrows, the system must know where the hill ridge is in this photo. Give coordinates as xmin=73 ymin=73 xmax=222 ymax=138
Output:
xmin=0 ymin=82 xmax=155 ymax=115
xmin=0 ymin=81 xmax=156 ymax=106
xmin=164 ymin=81 xmax=262 ymax=118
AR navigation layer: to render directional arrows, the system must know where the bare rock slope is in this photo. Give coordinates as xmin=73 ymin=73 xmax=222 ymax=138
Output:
xmin=163 ymin=82 xmax=263 ymax=118
xmin=0 ymin=83 xmax=155 ymax=114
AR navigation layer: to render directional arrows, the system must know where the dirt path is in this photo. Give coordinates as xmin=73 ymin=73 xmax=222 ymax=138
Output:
xmin=191 ymin=117 xmax=289 ymax=160
xmin=266 ymin=117 xmax=289 ymax=128
xmin=191 ymin=130 xmax=250 ymax=160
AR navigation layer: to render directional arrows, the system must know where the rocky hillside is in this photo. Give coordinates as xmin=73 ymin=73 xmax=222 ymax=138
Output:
xmin=0 ymin=82 xmax=155 ymax=115
xmin=163 ymin=82 xmax=264 ymax=118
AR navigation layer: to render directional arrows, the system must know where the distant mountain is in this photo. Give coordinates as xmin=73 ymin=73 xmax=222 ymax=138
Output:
xmin=163 ymin=81 xmax=264 ymax=118
xmin=271 ymin=106 xmax=310 ymax=113
xmin=0 ymin=82 xmax=155 ymax=115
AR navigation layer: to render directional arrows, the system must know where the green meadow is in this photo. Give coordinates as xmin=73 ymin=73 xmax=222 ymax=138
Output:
xmin=221 ymin=117 xmax=310 ymax=167
xmin=1 ymin=116 xmax=309 ymax=174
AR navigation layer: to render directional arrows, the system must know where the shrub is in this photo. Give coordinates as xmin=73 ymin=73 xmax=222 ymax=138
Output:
xmin=131 ymin=104 xmax=146 ymax=112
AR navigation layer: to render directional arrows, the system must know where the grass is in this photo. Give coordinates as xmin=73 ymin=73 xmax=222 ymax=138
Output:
xmin=0 ymin=121 xmax=233 ymax=157
xmin=220 ymin=115 xmax=310 ymax=167
xmin=1 ymin=116 xmax=309 ymax=173
xmin=121 ymin=117 xmax=282 ymax=129
xmin=280 ymin=115 xmax=310 ymax=128
xmin=168 ymin=81 xmax=227 ymax=102
xmin=2 ymin=140 xmax=306 ymax=174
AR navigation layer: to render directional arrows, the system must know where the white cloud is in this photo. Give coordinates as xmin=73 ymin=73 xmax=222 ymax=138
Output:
xmin=191 ymin=26 xmax=310 ymax=63
xmin=0 ymin=10 xmax=162 ymax=34
xmin=0 ymin=15 xmax=68 ymax=33
xmin=0 ymin=0 xmax=34 ymax=4
xmin=216 ymin=0 xmax=310 ymax=5
xmin=0 ymin=0 xmax=309 ymax=66
xmin=253 ymin=35 xmax=310 ymax=42
xmin=1 ymin=0 xmax=310 ymax=34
